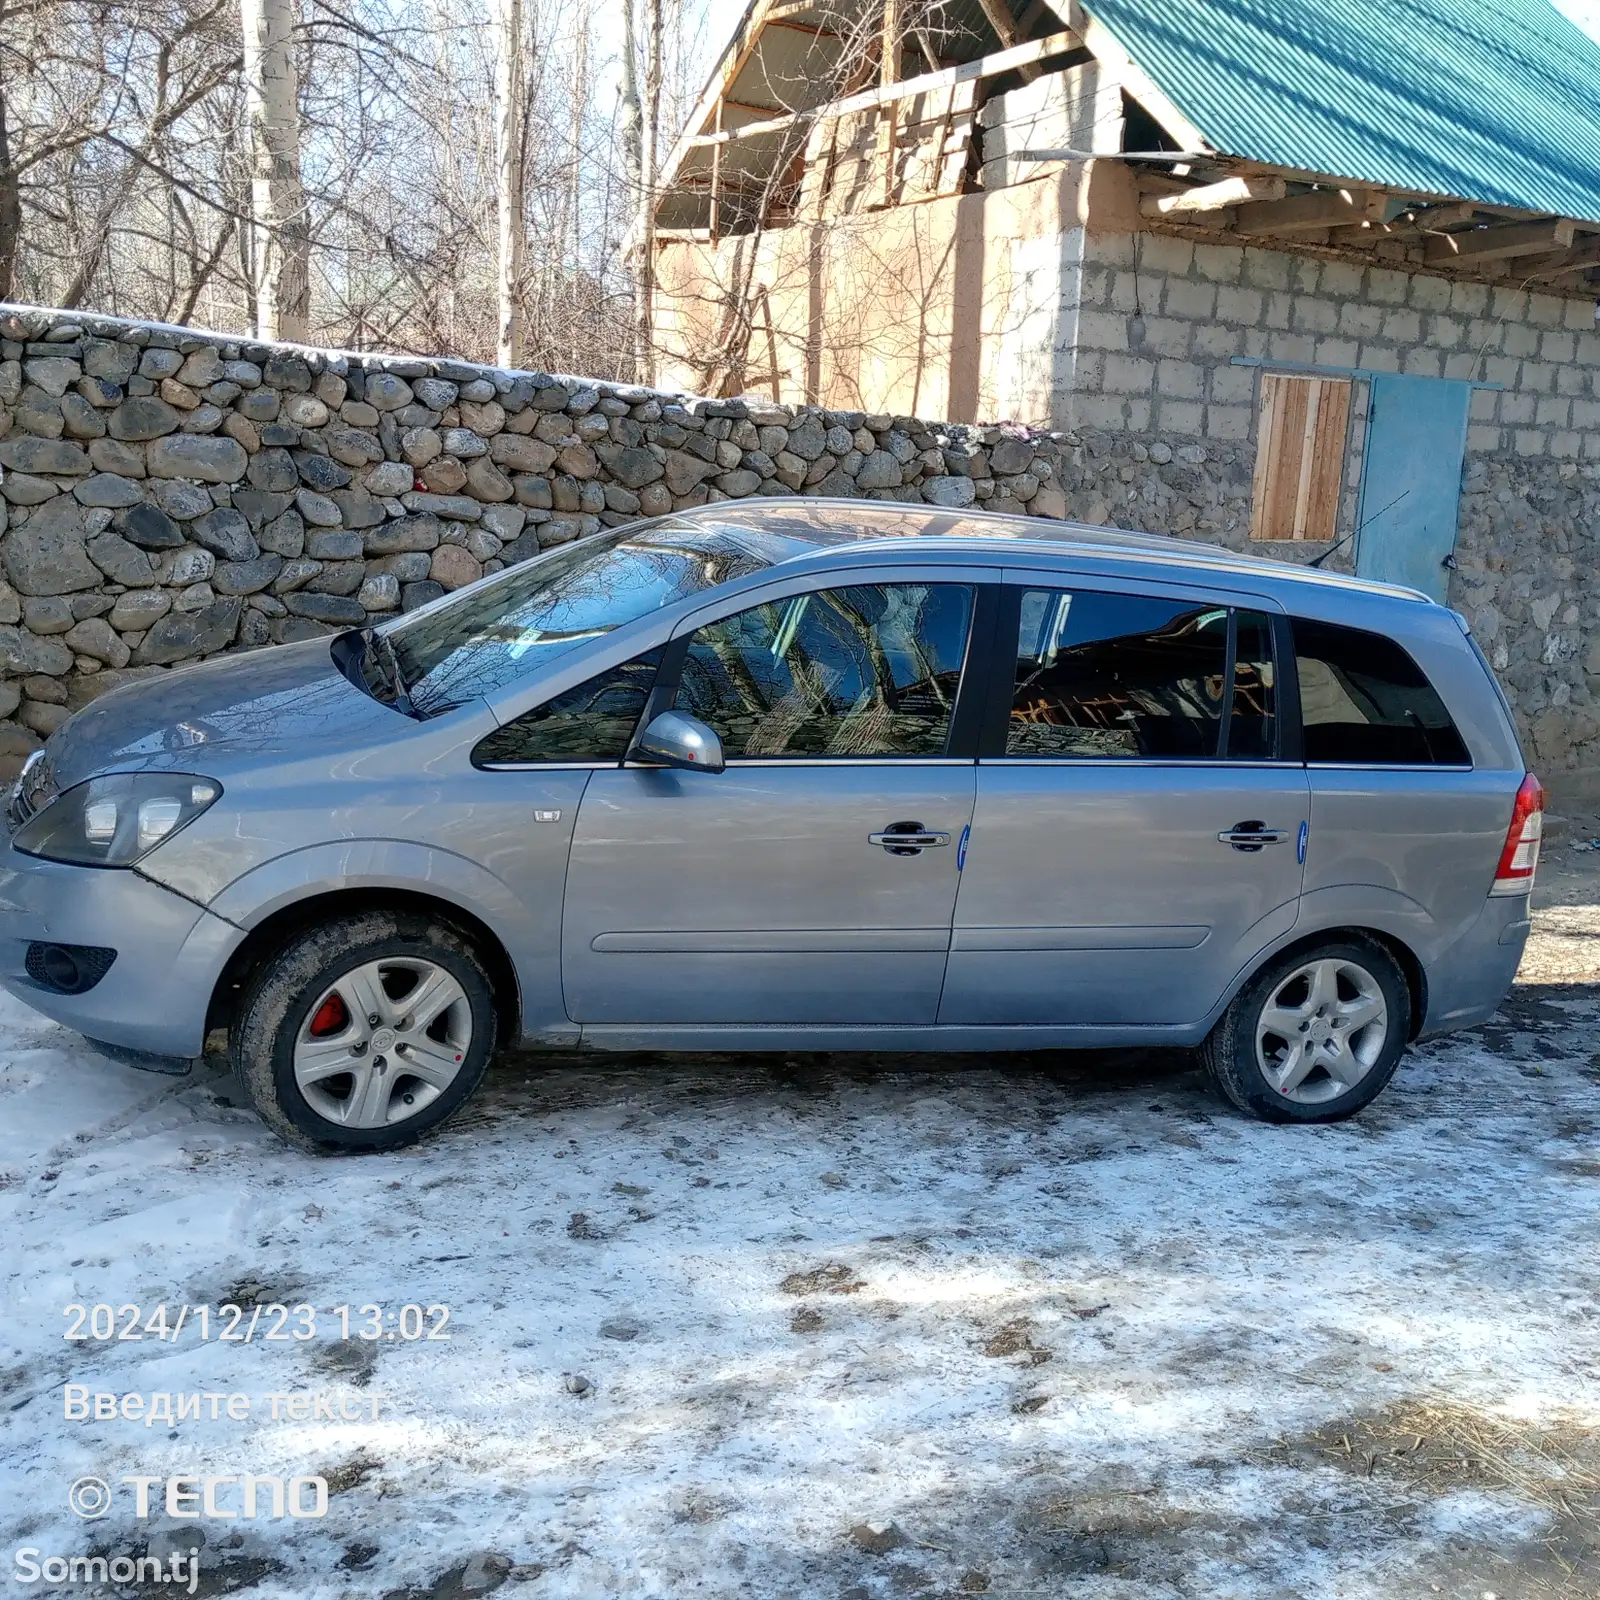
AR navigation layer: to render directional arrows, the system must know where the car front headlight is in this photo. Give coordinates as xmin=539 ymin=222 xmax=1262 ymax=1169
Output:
xmin=14 ymin=772 xmax=222 ymax=867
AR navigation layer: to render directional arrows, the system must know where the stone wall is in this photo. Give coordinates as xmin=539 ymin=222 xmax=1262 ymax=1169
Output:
xmin=2 ymin=293 xmax=1596 ymax=783
xmin=0 ymin=303 xmax=1078 ymax=777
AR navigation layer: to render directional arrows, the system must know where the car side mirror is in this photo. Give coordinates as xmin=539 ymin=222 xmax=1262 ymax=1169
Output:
xmin=634 ymin=711 xmax=725 ymax=774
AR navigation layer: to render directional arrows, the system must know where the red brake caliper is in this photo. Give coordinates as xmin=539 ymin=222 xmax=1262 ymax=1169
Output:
xmin=308 ymin=993 xmax=349 ymax=1037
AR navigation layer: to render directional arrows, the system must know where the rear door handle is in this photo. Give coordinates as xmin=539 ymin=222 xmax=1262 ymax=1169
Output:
xmin=1218 ymin=821 xmax=1288 ymax=852
xmin=870 ymin=821 xmax=951 ymax=855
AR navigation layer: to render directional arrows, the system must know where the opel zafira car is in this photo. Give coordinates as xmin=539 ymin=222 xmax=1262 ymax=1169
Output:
xmin=0 ymin=500 xmax=1541 ymax=1151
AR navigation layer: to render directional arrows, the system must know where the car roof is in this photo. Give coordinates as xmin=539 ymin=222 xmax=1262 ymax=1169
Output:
xmin=653 ymin=496 xmax=1435 ymax=607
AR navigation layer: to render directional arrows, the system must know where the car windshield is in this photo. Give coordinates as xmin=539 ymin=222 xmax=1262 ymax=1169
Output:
xmin=383 ymin=521 xmax=807 ymax=715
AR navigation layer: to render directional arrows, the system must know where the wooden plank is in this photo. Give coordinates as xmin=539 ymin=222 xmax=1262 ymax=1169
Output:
xmin=1536 ymin=240 xmax=1600 ymax=277
xmin=974 ymin=0 xmax=1041 ymax=81
xmin=877 ymin=0 xmax=901 ymax=206
xmin=1251 ymin=375 xmax=1309 ymax=541
xmin=1302 ymin=380 xmax=1349 ymax=542
xmin=1236 ymin=188 xmax=1364 ymax=234
xmin=709 ymin=100 xmax=724 ymax=242
xmin=688 ymin=29 xmax=1079 ymax=148
xmin=1424 ymin=217 xmax=1578 ymax=265
xmin=1250 ymin=375 xmax=1350 ymax=541
xmin=763 ymin=15 xmax=841 ymax=35
xmin=1248 ymin=374 xmax=1282 ymax=541
xmin=1141 ymin=174 xmax=1286 ymax=217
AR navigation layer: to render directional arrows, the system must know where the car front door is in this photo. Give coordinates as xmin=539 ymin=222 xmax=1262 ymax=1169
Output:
xmin=561 ymin=572 xmax=987 ymax=1027
xmin=939 ymin=575 xmax=1309 ymax=1030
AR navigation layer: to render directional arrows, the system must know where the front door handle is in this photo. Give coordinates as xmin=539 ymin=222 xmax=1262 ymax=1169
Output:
xmin=1218 ymin=820 xmax=1288 ymax=852
xmin=870 ymin=821 xmax=951 ymax=856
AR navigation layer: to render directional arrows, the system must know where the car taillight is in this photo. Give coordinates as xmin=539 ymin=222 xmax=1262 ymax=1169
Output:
xmin=1490 ymin=773 xmax=1544 ymax=896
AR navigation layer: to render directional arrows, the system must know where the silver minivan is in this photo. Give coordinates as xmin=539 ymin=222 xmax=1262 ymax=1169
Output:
xmin=0 ymin=501 xmax=1541 ymax=1151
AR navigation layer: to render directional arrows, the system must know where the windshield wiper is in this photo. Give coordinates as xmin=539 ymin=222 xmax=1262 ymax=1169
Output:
xmin=370 ymin=629 xmax=416 ymax=717
xmin=334 ymin=626 xmax=417 ymax=717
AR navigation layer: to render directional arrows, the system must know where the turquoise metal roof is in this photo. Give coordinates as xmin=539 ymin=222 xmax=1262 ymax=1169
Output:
xmin=1083 ymin=0 xmax=1600 ymax=224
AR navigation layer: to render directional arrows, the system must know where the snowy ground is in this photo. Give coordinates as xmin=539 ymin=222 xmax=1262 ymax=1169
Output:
xmin=3 ymin=872 xmax=1600 ymax=1599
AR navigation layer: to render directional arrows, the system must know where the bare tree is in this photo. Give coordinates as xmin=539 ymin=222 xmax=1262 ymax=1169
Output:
xmin=240 ymin=0 xmax=308 ymax=338
xmin=491 ymin=0 xmax=524 ymax=364
xmin=618 ymin=0 xmax=645 ymax=376
xmin=0 ymin=0 xmax=695 ymax=374
xmin=0 ymin=53 xmax=21 ymax=302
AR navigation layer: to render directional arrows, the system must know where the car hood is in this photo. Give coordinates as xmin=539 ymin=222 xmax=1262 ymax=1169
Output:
xmin=47 ymin=638 xmax=406 ymax=788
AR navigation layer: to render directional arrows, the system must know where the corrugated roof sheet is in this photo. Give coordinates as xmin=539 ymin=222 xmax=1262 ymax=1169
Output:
xmin=1082 ymin=0 xmax=1600 ymax=223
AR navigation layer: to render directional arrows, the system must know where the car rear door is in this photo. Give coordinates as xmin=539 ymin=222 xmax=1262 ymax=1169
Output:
xmin=561 ymin=569 xmax=992 ymax=1027
xmin=939 ymin=572 xmax=1309 ymax=1031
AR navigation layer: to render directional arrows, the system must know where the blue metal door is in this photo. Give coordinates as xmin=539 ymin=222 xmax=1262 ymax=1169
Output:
xmin=1354 ymin=374 xmax=1472 ymax=602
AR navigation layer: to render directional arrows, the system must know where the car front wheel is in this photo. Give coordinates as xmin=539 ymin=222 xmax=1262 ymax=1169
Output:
xmin=231 ymin=911 xmax=498 ymax=1153
xmin=1201 ymin=937 xmax=1410 ymax=1123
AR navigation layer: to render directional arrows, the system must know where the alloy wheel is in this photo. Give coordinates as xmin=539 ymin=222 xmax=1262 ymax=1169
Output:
xmin=1254 ymin=956 xmax=1389 ymax=1105
xmin=292 ymin=956 xmax=473 ymax=1129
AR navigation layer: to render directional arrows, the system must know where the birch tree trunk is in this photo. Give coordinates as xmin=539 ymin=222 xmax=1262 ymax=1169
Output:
xmin=492 ymin=0 xmax=525 ymax=367
xmin=240 ymin=0 xmax=309 ymax=341
xmin=636 ymin=0 xmax=662 ymax=385
xmin=0 ymin=84 xmax=21 ymax=304
xmin=618 ymin=0 xmax=646 ymax=380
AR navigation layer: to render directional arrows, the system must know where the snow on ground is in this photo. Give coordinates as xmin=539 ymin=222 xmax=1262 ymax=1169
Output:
xmin=3 ymin=890 xmax=1600 ymax=1599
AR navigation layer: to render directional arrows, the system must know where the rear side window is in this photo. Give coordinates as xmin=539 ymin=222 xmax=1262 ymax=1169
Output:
xmin=1008 ymin=590 xmax=1277 ymax=759
xmin=1292 ymin=619 xmax=1469 ymax=766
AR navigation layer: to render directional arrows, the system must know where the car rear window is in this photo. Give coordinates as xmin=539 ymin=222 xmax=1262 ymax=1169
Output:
xmin=1292 ymin=618 xmax=1470 ymax=766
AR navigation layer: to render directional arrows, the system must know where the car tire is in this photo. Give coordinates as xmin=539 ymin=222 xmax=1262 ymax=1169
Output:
xmin=230 ymin=910 xmax=498 ymax=1154
xmin=1201 ymin=935 xmax=1411 ymax=1124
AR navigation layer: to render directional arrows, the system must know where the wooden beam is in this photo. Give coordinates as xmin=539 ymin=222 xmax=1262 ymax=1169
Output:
xmin=1236 ymin=187 xmax=1366 ymax=234
xmin=709 ymin=99 xmax=724 ymax=242
xmin=877 ymin=0 xmax=901 ymax=206
xmin=1425 ymin=217 xmax=1578 ymax=265
xmin=975 ymin=0 xmax=1041 ymax=81
xmin=1064 ymin=1 xmax=1209 ymax=153
xmin=763 ymin=16 xmax=841 ymax=37
xmin=688 ymin=29 xmax=1079 ymax=148
xmin=1141 ymin=174 xmax=1285 ymax=217
xmin=1533 ymin=240 xmax=1600 ymax=277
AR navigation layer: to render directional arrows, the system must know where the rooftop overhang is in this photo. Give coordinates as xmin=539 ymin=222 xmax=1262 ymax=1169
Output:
xmin=648 ymin=0 xmax=1600 ymax=296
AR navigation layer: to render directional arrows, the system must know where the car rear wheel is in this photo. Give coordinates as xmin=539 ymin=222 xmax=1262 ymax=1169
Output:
xmin=1201 ymin=936 xmax=1410 ymax=1123
xmin=230 ymin=911 xmax=497 ymax=1153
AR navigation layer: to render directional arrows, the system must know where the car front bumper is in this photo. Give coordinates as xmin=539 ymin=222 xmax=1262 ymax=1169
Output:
xmin=0 ymin=842 xmax=243 ymax=1059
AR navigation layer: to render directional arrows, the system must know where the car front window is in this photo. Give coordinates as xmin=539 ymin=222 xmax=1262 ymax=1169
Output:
xmin=384 ymin=521 xmax=805 ymax=715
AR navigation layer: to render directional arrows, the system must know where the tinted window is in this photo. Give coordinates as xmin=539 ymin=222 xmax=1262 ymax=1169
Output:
xmin=1009 ymin=590 xmax=1229 ymax=758
xmin=1229 ymin=610 xmax=1277 ymax=760
xmin=1293 ymin=618 xmax=1469 ymax=765
xmin=386 ymin=521 xmax=808 ymax=716
xmin=676 ymin=583 xmax=973 ymax=758
xmin=473 ymin=649 xmax=662 ymax=765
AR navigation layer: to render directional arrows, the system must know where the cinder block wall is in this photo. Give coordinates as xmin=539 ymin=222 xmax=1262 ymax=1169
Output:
xmin=1049 ymin=233 xmax=1600 ymax=772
